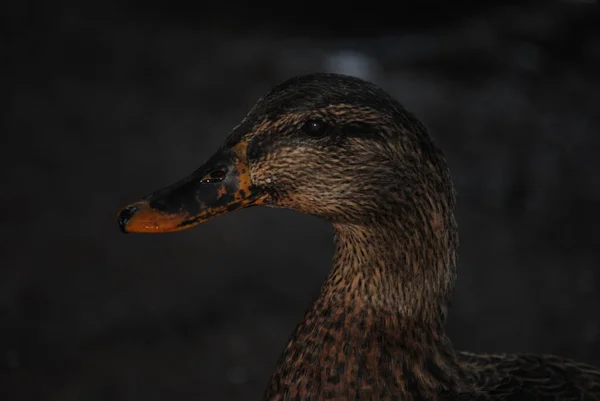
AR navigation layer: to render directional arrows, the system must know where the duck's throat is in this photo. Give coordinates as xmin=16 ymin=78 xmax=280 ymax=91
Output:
xmin=264 ymin=222 xmax=463 ymax=400
xmin=326 ymin=221 xmax=456 ymax=322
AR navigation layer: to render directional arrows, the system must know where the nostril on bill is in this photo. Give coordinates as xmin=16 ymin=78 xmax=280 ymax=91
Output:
xmin=200 ymin=166 xmax=228 ymax=184
xmin=118 ymin=205 xmax=139 ymax=233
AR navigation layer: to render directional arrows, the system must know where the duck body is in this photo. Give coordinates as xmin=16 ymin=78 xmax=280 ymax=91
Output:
xmin=459 ymin=352 xmax=600 ymax=400
xmin=118 ymin=73 xmax=600 ymax=400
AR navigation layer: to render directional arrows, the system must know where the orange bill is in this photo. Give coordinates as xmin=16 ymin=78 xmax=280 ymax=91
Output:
xmin=117 ymin=142 xmax=267 ymax=233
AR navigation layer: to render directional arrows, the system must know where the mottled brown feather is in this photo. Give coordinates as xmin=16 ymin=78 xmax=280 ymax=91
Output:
xmin=228 ymin=73 xmax=600 ymax=400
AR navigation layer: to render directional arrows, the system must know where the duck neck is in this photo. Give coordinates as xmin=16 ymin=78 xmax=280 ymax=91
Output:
xmin=326 ymin=218 xmax=457 ymax=324
xmin=265 ymin=215 xmax=465 ymax=400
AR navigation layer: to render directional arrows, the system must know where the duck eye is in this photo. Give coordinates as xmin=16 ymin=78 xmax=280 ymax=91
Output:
xmin=302 ymin=119 xmax=327 ymax=136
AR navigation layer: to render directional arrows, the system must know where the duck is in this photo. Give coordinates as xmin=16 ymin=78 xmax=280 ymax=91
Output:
xmin=117 ymin=73 xmax=600 ymax=400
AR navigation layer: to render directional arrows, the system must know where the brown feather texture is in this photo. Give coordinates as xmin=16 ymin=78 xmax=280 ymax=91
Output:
xmin=127 ymin=73 xmax=600 ymax=400
xmin=242 ymin=74 xmax=600 ymax=400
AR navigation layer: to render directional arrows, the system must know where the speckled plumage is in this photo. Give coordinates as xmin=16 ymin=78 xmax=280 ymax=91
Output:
xmin=119 ymin=73 xmax=600 ymax=400
xmin=228 ymin=74 xmax=600 ymax=400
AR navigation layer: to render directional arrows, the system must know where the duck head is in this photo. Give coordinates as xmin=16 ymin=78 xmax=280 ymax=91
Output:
xmin=118 ymin=73 xmax=454 ymax=234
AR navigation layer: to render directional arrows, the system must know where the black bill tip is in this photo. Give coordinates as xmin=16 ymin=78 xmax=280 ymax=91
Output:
xmin=117 ymin=205 xmax=139 ymax=233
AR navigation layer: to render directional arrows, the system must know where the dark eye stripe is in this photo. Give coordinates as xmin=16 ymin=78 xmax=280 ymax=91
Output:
xmin=341 ymin=122 xmax=378 ymax=137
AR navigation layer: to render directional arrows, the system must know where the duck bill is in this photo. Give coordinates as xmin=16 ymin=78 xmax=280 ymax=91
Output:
xmin=117 ymin=142 xmax=266 ymax=233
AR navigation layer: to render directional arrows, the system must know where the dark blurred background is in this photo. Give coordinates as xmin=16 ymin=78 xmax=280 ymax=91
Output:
xmin=3 ymin=1 xmax=600 ymax=400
